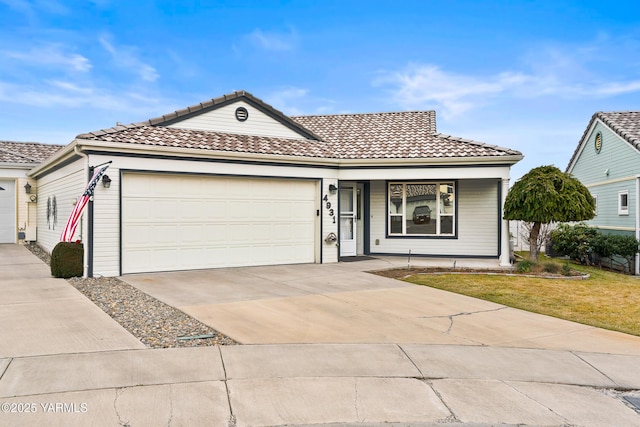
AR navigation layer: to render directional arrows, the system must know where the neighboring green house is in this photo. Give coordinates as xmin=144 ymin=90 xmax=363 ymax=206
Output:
xmin=566 ymin=111 xmax=640 ymax=273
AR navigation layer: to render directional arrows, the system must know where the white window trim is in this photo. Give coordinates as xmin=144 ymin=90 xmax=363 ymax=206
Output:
xmin=388 ymin=181 xmax=455 ymax=236
xmin=593 ymin=195 xmax=598 ymax=216
xmin=618 ymin=190 xmax=629 ymax=215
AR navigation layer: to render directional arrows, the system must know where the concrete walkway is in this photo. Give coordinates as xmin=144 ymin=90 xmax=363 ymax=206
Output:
xmin=0 ymin=244 xmax=144 ymax=358
xmin=1 ymin=244 xmax=640 ymax=426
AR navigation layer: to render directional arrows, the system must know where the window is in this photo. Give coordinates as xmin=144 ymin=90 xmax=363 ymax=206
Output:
xmin=618 ymin=190 xmax=629 ymax=215
xmin=388 ymin=182 xmax=455 ymax=236
xmin=593 ymin=195 xmax=598 ymax=216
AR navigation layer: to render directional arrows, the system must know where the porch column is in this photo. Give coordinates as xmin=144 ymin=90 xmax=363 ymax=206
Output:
xmin=500 ymin=177 xmax=511 ymax=266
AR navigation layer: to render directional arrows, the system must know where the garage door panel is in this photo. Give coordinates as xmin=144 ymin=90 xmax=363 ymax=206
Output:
xmin=181 ymin=200 xmax=204 ymax=219
xmin=122 ymin=174 xmax=317 ymax=274
xmin=228 ymin=200 xmax=252 ymax=219
xmin=205 ymin=201 xmax=228 ymax=218
xmin=124 ymin=199 xmax=152 ymax=220
xmin=204 ymin=224 xmax=229 ymax=242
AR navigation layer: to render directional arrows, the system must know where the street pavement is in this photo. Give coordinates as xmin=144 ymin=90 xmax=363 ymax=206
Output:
xmin=1 ymin=243 xmax=640 ymax=426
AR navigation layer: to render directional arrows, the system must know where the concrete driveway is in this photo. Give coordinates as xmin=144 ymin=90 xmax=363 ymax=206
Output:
xmin=121 ymin=258 xmax=640 ymax=355
xmin=3 ymin=246 xmax=640 ymax=426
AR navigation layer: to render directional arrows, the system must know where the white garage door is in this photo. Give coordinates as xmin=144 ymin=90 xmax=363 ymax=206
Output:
xmin=0 ymin=180 xmax=16 ymax=244
xmin=122 ymin=173 xmax=318 ymax=274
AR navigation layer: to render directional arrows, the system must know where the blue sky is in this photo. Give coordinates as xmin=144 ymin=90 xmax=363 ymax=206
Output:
xmin=1 ymin=0 xmax=639 ymax=181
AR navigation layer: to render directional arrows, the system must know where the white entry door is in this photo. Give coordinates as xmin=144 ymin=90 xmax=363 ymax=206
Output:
xmin=339 ymin=184 xmax=357 ymax=257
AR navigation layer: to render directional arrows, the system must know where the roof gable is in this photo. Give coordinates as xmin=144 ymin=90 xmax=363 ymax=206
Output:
xmin=0 ymin=141 xmax=65 ymax=165
xmin=141 ymin=90 xmax=320 ymax=140
xmin=567 ymin=111 xmax=640 ymax=172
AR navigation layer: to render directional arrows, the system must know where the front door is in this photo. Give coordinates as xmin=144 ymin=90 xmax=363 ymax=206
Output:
xmin=339 ymin=184 xmax=357 ymax=257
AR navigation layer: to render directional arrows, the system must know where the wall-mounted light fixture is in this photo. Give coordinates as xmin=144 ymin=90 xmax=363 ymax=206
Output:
xmin=24 ymin=183 xmax=32 ymax=194
xmin=328 ymin=184 xmax=338 ymax=194
xmin=102 ymin=175 xmax=112 ymax=189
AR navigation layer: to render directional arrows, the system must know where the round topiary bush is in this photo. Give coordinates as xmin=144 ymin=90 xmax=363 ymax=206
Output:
xmin=50 ymin=242 xmax=84 ymax=278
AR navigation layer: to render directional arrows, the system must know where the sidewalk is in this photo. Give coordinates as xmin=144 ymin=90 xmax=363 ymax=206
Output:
xmin=1 ymin=244 xmax=639 ymax=426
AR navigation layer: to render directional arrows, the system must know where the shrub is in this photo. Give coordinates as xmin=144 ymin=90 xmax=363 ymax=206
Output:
xmin=541 ymin=262 xmax=560 ymax=274
xmin=550 ymin=223 xmax=599 ymax=264
xmin=562 ymin=262 xmax=572 ymax=276
xmin=608 ymin=234 xmax=640 ymax=273
xmin=50 ymin=242 xmax=83 ymax=278
xmin=550 ymin=223 xmax=640 ymax=273
xmin=516 ymin=260 xmax=534 ymax=273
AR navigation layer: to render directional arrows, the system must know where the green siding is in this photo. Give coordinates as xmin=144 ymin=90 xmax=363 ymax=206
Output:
xmin=571 ymin=122 xmax=640 ymax=185
xmin=589 ymin=180 xmax=635 ymax=230
xmin=570 ymin=121 xmax=639 ymax=231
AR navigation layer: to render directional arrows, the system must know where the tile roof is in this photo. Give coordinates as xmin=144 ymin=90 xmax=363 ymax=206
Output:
xmin=597 ymin=111 xmax=640 ymax=148
xmin=0 ymin=141 xmax=65 ymax=165
xmin=567 ymin=111 xmax=640 ymax=171
xmin=292 ymin=112 xmax=521 ymax=159
xmin=78 ymin=125 xmax=334 ymax=158
xmin=76 ymin=91 xmax=522 ymax=161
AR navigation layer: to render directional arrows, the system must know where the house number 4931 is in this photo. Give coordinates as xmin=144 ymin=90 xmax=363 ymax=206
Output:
xmin=323 ymin=194 xmax=336 ymax=223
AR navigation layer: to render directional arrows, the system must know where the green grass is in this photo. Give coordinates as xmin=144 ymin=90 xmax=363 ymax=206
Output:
xmin=401 ymin=256 xmax=640 ymax=336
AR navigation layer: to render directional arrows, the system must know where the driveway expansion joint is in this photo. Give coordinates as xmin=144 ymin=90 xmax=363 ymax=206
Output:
xmin=397 ymin=344 xmax=426 ymax=378
xmin=424 ymin=379 xmax=458 ymax=423
xmin=571 ymin=351 xmax=621 ymax=388
xmin=0 ymin=358 xmax=12 ymax=382
xmin=503 ymin=380 xmax=572 ymax=425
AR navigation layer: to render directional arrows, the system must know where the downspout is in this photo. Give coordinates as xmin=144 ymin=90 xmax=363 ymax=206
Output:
xmin=74 ymin=145 xmax=90 ymax=278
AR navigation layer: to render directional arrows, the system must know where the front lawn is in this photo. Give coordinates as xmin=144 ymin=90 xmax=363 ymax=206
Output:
xmin=399 ymin=256 xmax=640 ymax=336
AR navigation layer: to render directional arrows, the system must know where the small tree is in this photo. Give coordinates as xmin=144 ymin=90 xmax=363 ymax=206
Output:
xmin=519 ymin=221 xmax=553 ymax=256
xmin=504 ymin=165 xmax=595 ymax=262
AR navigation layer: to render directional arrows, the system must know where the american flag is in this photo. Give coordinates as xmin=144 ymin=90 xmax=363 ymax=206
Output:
xmin=60 ymin=163 xmax=111 ymax=242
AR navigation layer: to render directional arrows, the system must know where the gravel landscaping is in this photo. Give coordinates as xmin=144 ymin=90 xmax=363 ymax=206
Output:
xmin=25 ymin=243 xmax=237 ymax=348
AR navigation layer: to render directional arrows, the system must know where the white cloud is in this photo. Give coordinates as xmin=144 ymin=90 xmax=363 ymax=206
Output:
xmin=1 ymin=45 xmax=91 ymax=72
xmin=265 ymin=87 xmax=309 ymax=115
xmin=99 ymin=35 xmax=159 ymax=82
xmin=375 ymin=37 xmax=640 ymax=117
xmin=376 ymin=63 xmax=640 ymax=118
xmin=375 ymin=65 xmax=532 ymax=117
xmin=48 ymin=80 xmax=93 ymax=94
xmin=593 ymin=81 xmax=640 ymax=96
xmin=247 ymin=28 xmax=297 ymax=51
xmin=0 ymin=78 xmax=165 ymax=114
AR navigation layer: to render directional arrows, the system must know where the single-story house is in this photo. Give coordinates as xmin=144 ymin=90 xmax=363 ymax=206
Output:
xmin=0 ymin=141 xmax=64 ymax=244
xmin=566 ymin=111 xmax=640 ymax=273
xmin=27 ymin=90 xmax=523 ymax=277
